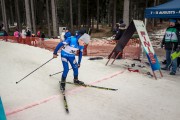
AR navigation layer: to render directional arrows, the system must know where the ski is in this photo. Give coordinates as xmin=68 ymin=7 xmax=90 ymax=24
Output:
xmin=59 ymin=81 xmax=69 ymax=113
xmin=65 ymin=82 xmax=118 ymax=91
xmin=61 ymin=89 xmax=69 ymax=113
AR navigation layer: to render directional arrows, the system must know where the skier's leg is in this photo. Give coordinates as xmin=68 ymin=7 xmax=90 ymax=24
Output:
xmin=60 ymin=56 xmax=69 ymax=90
xmin=68 ymin=57 xmax=84 ymax=85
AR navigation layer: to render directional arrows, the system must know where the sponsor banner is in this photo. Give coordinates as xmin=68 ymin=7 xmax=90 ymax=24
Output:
xmin=145 ymin=9 xmax=180 ymax=18
xmin=133 ymin=20 xmax=160 ymax=71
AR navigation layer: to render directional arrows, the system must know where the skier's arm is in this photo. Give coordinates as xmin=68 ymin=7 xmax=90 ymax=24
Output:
xmin=78 ymin=46 xmax=84 ymax=65
xmin=53 ymin=42 xmax=64 ymax=55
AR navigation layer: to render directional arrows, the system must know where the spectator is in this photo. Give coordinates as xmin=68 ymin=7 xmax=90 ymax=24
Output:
xmin=14 ymin=29 xmax=20 ymax=43
xmin=176 ymin=19 xmax=180 ymax=68
xmin=3 ymin=29 xmax=8 ymax=42
xmin=0 ymin=24 xmax=4 ymax=31
xmin=37 ymin=30 xmax=41 ymax=37
xmin=26 ymin=28 xmax=31 ymax=45
xmin=21 ymin=29 xmax=26 ymax=44
xmin=161 ymin=19 xmax=180 ymax=75
xmin=114 ymin=20 xmax=126 ymax=41
xmin=31 ymin=32 xmax=36 ymax=46
xmin=40 ymin=32 xmax=45 ymax=48
xmin=26 ymin=29 xmax=31 ymax=37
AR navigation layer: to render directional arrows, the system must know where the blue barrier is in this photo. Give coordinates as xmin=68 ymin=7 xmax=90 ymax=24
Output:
xmin=0 ymin=97 xmax=7 ymax=120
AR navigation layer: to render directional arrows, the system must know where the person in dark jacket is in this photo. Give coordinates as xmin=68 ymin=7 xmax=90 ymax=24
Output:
xmin=114 ymin=23 xmax=126 ymax=41
xmin=161 ymin=19 xmax=180 ymax=75
xmin=40 ymin=32 xmax=45 ymax=48
xmin=3 ymin=30 xmax=8 ymax=42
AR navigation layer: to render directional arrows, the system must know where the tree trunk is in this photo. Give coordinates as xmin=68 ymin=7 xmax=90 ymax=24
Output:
xmin=129 ymin=0 xmax=133 ymax=21
xmin=96 ymin=0 xmax=99 ymax=30
xmin=157 ymin=0 xmax=160 ymax=5
xmin=123 ymin=0 xmax=130 ymax=27
xmin=133 ymin=4 xmax=136 ymax=19
xmin=145 ymin=0 xmax=148 ymax=8
xmin=1 ymin=0 xmax=8 ymax=32
xmin=63 ymin=0 xmax=68 ymax=26
xmin=30 ymin=0 xmax=36 ymax=34
xmin=46 ymin=0 xmax=51 ymax=37
xmin=108 ymin=0 xmax=113 ymax=27
xmin=153 ymin=0 xmax=156 ymax=27
xmin=51 ymin=0 xmax=58 ymax=37
xmin=25 ymin=0 xmax=32 ymax=31
xmin=15 ymin=0 xmax=21 ymax=30
xmin=55 ymin=0 xmax=58 ymax=33
xmin=78 ymin=0 xmax=81 ymax=29
xmin=69 ymin=0 xmax=73 ymax=31
xmin=92 ymin=16 xmax=94 ymax=29
xmin=112 ymin=0 xmax=116 ymax=30
xmin=86 ymin=0 xmax=89 ymax=27
xmin=10 ymin=0 xmax=14 ymax=26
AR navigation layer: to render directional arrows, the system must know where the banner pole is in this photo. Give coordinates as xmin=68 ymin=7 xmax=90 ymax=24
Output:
xmin=106 ymin=52 xmax=115 ymax=66
xmin=111 ymin=52 xmax=122 ymax=65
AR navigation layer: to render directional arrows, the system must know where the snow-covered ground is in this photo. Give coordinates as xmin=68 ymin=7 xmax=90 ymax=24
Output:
xmin=0 ymin=41 xmax=180 ymax=120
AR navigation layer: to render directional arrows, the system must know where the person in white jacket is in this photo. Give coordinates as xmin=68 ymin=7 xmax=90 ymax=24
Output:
xmin=21 ymin=29 xmax=26 ymax=44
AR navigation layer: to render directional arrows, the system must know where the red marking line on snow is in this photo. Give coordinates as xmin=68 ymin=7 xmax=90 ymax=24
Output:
xmin=6 ymin=70 xmax=125 ymax=116
xmin=5 ymin=95 xmax=59 ymax=116
xmin=66 ymin=70 xmax=125 ymax=94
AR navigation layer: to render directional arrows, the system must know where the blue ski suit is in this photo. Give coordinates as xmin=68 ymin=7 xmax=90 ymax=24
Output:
xmin=53 ymin=36 xmax=84 ymax=80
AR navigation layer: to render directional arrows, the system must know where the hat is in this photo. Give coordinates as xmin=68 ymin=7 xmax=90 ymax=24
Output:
xmin=78 ymin=29 xmax=86 ymax=35
xmin=169 ymin=19 xmax=176 ymax=23
xmin=79 ymin=33 xmax=90 ymax=44
xmin=120 ymin=23 xmax=126 ymax=27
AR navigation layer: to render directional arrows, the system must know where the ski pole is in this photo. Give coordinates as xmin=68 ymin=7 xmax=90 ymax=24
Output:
xmin=49 ymin=68 xmax=73 ymax=77
xmin=16 ymin=58 xmax=54 ymax=84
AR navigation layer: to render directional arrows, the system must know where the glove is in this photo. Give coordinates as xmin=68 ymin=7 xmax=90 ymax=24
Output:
xmin=53 ymin=54 xmax=58 ymax=58
xmin=78 ymin=64 xmax=80 ymax=68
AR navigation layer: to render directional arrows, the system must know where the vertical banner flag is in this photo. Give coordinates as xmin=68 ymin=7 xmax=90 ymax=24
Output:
xmin=133 ymin=20 xmax=160 ymax=71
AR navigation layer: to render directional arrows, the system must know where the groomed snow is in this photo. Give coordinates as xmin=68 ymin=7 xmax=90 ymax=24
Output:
xmin=0 ymin=41 xmax=180 ymax=120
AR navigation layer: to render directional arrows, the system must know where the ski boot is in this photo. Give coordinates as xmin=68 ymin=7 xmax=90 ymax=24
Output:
xmin=74 ymin=79 xmax=84 ymax=85
xmin=60 ymin=82 xmax=65 ymax=91
xmin=74 ymin=76 xmax=84 ymax=85
xmin=60 ymin=77 xmax=66 ymax=91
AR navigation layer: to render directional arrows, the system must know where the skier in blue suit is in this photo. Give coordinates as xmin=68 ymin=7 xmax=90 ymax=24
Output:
xmin=53 ymin=30 xmax=90 ymax=91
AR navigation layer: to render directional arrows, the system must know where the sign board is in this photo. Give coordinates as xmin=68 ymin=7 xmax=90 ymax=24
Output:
xmin=133 ymin=20 xmax=160 ymax=71
xmin=107 ymin=20 xmax=162 ymax=79
xmin=59 ymin=27 xmax=66 ymax=36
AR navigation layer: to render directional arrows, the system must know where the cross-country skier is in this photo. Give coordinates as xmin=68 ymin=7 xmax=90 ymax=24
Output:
xmin=53 ymin=29 xmax=90 ymax=91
